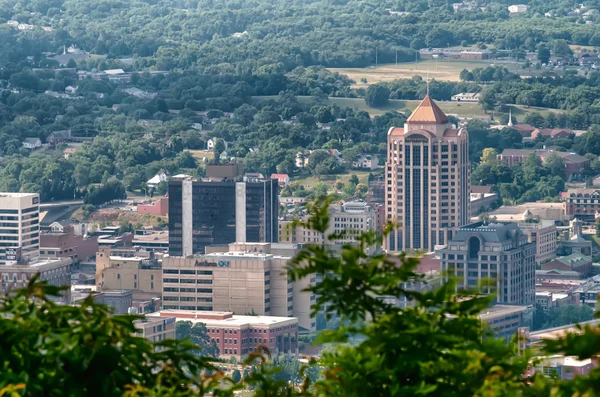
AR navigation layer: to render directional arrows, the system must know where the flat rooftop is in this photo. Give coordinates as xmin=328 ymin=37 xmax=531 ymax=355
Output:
xmin=478 ymin=305 xmax=528 ymax=320
xmin=0 ymin=193 xmax=38 ymax=198
xmin=148 ymin=310 xmax=297 ymax=328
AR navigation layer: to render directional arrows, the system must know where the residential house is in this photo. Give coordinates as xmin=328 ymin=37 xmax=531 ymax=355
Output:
xmin=352 ymin=154 xmax=379 ymax=170
xmin=146 ymin=170 xmax=168 ymax=189
xmin=452 ymin=2 xmax=478 ymax=12
xmin=206 ymin=137 xmax=228 ymax=151
xmin=510 ymin=124 xmax=536 ymax=137
xmin=451 ymin=92 xmax=481 ymax=102
xmin=508 ymin=4 xmax=528 ymax=13
xmin=22 ymin=138 xmax=41 ymax=149
xmin=47 ymin=130 xmax=72 ymax=146
xmin=122 ymin=87 xmax=157 ymax=99
xmin=63 ymin=147 xmax=78 ymax=159
xmin=191 ymin=123 xmax=203 ymax=131
xmin=295 ymin=150 xmax=312 ymax=169
xmin=270 ymin=173 xmax=290 ymax=186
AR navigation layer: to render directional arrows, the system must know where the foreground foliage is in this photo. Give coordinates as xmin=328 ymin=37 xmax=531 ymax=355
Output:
xmin=3 ymin=200 xmax=600 ymax=395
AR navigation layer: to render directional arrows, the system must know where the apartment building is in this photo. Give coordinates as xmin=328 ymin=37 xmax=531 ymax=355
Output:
xmin=385 ymin=96 xmax=470 ymax=252
xmin=439 ymin=221 xmax=536 ymax=305
xmin=147 ymin=310 xmax=298 ymax=359
xmin=162 ymin=242 xmax=316 ymax=332
xmin=0 ymin=193 xmax=40 ymax=264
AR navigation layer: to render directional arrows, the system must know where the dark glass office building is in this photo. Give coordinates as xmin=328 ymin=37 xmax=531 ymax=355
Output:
xmin=169 ymin=178 xmax=278 ymax=256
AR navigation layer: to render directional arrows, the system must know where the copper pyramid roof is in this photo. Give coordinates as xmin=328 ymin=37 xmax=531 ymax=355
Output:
xmin=406 ymin=95 xmax=449 ymax=124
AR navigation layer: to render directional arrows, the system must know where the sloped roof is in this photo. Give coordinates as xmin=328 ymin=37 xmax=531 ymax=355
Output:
xmin=406 ymin=96 xmax=449 ymax=124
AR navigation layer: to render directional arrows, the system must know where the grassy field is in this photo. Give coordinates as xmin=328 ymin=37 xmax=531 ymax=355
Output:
xmin=291 ymin=170 xmax=378 ymax=192
xmin=329 ymin=59 xmax=523 ymax=87
xmin=186 ymin=149 xmax=214 ymax=161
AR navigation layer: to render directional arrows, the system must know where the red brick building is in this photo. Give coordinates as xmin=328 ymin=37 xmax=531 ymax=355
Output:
xmin=137 ymin=196 xmax=168 ymax=216
xmin=498 ymin=149 xmax=589 ymax=178
xmin=148 ymin=310 xmax=299 ymax=359
xmin=40 ymin=225 xmax=98 ymax=263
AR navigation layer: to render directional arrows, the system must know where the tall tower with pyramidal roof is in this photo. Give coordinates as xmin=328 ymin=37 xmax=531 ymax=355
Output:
xmin=384 ymin=96 xmax=470 ymax=252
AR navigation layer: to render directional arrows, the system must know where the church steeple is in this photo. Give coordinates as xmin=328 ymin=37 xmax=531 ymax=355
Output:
xmin=507 ymin=109 xmax=513 ymax=127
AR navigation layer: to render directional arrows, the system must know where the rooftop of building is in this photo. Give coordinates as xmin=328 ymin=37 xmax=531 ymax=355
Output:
xmin=147 ymin=310 xmax=297 ymax=328
xmin=478 ymin=304 xmax=529 ymax=321
xmin=529 ymin=319 xmax=600 ymax=342
xmin=406 ymin=95 xmax=450 ymax=124
xmin=0 ymin=192 xmax=38 ymax=198
xmin=451 ymin=221 xmax=523 ymax=243
xmin=536 ymin=269 xmax=582 ymax=277
xmin=500 ymin=148 xmax=588 ymax=163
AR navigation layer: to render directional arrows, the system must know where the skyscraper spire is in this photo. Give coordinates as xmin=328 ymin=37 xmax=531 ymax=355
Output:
xmin=508 ymin=109 xmax=513 ymax=127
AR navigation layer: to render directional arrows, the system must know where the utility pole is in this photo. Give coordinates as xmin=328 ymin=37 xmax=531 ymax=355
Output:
xmin=375 ymin=47 xmax=378 ymax=66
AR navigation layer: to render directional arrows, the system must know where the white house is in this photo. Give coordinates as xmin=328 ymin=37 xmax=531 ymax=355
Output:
xmin=352 ymin=154 xmax=379 ymax=170
xmin=295 ymin=150 xmax=312 ymax=169
xmin=270 ymin=173 xmax=291 ymax=186
xmin=451 ymin=93 xmax=481 ymax=102
xmin=508 ymin=4 xmax=528 ymax=13
xmin=22 ymin=138 xmax=41 ymax=149
xmin=147 ymin=170 xmax=168 ymax=189
xmin=191 ymin=123 xmax=203 ymax=131
xmin=207 ymin=137 xmax=228 ymax=151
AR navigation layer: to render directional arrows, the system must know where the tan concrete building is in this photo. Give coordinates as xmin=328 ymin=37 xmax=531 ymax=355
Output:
xmin=162 ymin=242 xmax=316 ymax=332
xmin=278 ymin=201 xmax=377 ymax=246
xmin=0 ymin=193 xmax=40 ymax=264
xmin=0 ymin=258 xmax=72 ymax=302
xmin=134 ymin=316 xmax=176 ymax=348
xmin=385 ymin=96 xmax=470 ymax=252
xmin=97 ymin=247 xmax=162 ymax=295
xmin=519 ymin=220 xmax=557 ymax=265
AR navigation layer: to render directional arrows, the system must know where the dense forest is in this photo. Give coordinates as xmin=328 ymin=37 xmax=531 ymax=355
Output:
xmin=1 ymin=0 xmax=600 ymax=205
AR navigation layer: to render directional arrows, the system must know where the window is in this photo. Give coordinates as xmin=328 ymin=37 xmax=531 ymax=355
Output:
xmin=117 ymin=274 xmax=120 ymax=280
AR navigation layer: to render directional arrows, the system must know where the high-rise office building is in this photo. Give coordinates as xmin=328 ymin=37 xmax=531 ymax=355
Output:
xmin=0 ymin=193 xmax=40 ymax=264
xmin=438 ymin=221 xmax=536 ymax=305
xmin=168 ymin=164 xmax=278 ymax=256
xmin=384 ymin=96 xmax=470 ymax=252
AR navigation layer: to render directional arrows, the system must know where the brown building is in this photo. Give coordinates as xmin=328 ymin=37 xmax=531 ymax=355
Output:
xmin=385 ymin=95 xmax=470 ymax=252
xmin=148 ymin=310 xmax=299 ymax=359
xmin=531 ymin=128 xmax=575 ymax=140
xmin=40 ymin=225 xmax=98 ymax=263
xmin=498 ymin=149 xmax=589 ymax=178
xmin=562 ymin=189 xmax=600 ymax=221
xmin=134 ymin=316 xmax=176 ymax=348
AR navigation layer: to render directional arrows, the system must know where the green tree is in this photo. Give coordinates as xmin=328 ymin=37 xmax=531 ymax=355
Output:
xmin=542 ymin=305 xmax=594 ymax=329
xmin=537 ymin=44 xmax=551 ymax=64
xmin=175 ymin=321 xmax=220 ymax=358
xmin=213 ymin=138 xmax=226 ymax=163
xmin=365 ymin=84 xmax=390 ymax=108
xmin=480 ymin=148 xmax=499 ymax=165
xmin=287 ymin=199 xmax=545 ymax=397
xmin=232 ymin=369 xmax=242 ymax=383
xmin=349 ymin=174 xmax=359 ymax=186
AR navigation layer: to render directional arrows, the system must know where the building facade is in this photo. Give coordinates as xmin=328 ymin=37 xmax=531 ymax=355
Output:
xmin=162 ymin=242 xmax=316 ymax=332
xmin=40 ymin=225 xmax=98 ymax=263
xmin=0 ymin=258 xmax=72 ymax=302
xmin=168 ymin=176 xmax=278 ymax=256
xmin=134 ymin=316 xmax=176 ymax=347
xmin=147 ymin=310 xmax=298 ymax=360
xmin=519 ymin=220 xmax=557 ymax=265
xmin=0 ymin=193 xmax=40 ymax=264
xmin=563 ymin=189 xmax=600 ymax=221
xmin=439 ymin=221 xmax=536 ymax=305
xmin=385 ymin=96 xmax=470 ymax=252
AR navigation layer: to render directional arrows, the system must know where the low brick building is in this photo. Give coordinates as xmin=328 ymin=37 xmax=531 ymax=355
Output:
xmin=147 ymin=310 xmax=299 ymax=359
xmin=498 ymin=149 xmax=589 ymax=178
xmin=562 ymin=189 xmax=600 ymax=221
xmin=137 ymin=196 xmax=168 ymax=216
xmin=40 ymin=225 xmax=98 ymax=263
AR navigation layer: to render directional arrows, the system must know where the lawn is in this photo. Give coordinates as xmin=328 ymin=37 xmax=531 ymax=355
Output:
xmin=329 ymin=59 xmax=524 ymax=87
xmin=291 ymin=170 xmax=378 ymax=192
xmin=186 ymin=149 xmax=214 ymax=162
